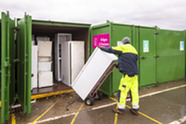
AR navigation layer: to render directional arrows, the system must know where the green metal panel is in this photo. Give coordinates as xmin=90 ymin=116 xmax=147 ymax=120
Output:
xmin=91 ymin=22 xmax=113 ymax=96
xmin=1 ymin=12 xmax=15 ymax=124
xmin=157 ymin=30 xmax=185 ymax=83
xmin=111 ymin=24 xmax=133 ymax=94
xmin=138 ymin=27 xmax=157 ymax=87
xmin=17 ymin=14 xmax=32 ymax=114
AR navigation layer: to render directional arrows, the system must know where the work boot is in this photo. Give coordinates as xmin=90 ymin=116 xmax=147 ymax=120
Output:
xmin=130 ymin=108 xmax=139 ymax=115
xmin=112 ymin=108 xmax=125 ymax=114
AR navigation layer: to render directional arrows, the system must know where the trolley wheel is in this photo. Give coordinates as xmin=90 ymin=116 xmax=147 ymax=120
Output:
xmin=85 ymin=97 xmax=94 ymax=106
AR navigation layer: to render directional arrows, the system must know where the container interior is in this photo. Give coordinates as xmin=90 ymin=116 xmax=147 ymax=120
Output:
xmin=31 ymin=24 xmax=89 ymax=94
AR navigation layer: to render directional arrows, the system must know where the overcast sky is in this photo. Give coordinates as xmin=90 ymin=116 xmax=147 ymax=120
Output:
xmin=1 ymin=0 xmax=186 ymax=30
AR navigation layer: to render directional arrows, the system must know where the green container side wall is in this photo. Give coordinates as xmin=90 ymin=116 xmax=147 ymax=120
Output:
xmin=91 ymin=23 xmax=113 ymax=96
xmin=157 ymin=29 xmax=185 ymax=83
xmin=111 ymin=24 xmax=134 ymax=94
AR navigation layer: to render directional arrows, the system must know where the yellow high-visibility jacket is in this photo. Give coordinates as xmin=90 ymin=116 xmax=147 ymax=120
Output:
xmin=100 ymin=43 xmax=138 ymax=75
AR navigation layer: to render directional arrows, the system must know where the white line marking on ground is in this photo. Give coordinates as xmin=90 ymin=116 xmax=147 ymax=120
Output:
xmin=27 ymin=112 xmax=76 ymax=124
xmin=92 ymin=99 xmax=131 ymax=110
xmin=92 ymin=84 xmax=186 ymax=110
xmin=139 ymin=84 xmax=186 ymax=99
xmin=168 ymin=115 xmax=186 ymax=124
xmin=92 ymin=102 xmax=117 ymax=110
xmin=12 ymin=100 xmax=36 ymax=109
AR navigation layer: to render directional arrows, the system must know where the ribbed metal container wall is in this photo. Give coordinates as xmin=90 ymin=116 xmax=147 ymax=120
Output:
xmin=135 ymin=27 xmax=157 ymax=88
xmin=156 ymin=29 xmax=185 ymax=83
xmin=111 ymin=24 xmax=134 ymax=94
xmin=91 ymin=23 xmax=113 ymax=96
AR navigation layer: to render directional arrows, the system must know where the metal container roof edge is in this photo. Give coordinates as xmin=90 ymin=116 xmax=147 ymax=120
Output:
xmin=91 ymin=21 xmax=158 ymax=30
xmin=157 ymin=28 xmax=185 ymax=32
xmin=32 ymin=19 xmax=91 ymax=28
xmin=91 ymin=23 xmax=110 ymax=29
xmin=92 ymin=22 xmax=185 ymax=31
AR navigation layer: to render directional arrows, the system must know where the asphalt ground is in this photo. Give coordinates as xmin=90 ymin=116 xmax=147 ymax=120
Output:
xmin=3 ymin=79 xmax=186 ymax=124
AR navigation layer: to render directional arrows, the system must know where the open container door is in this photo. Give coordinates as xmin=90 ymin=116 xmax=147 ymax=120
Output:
xmin=1 ymin=12 xmax=15 ymax=123
xmin=17 ymin=14 xmax=32 ymax=114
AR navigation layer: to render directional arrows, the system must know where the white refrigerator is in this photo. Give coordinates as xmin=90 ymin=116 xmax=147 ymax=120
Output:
xmin=54 ymin=33 xmax=72 ymax=81
xmin=72 ymin=48 xmax=118 ymax=100
xmin=61 ymin=41 xmax=85 ymax=86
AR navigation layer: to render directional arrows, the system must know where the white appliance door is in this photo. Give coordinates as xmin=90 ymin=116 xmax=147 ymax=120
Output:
xmin=72 ymin=48 xmax=118 ymax=100
xmin=31 ymin=46 xmax=38 ymax=89
xmin=39 ymin=72 xmax=53 ymax=88
xmin=54 ymin=33 xmax=72 ymax=81
xmin=61 ymin=42 xmax=71 ymax=86
xmin=71 ymin=41 xmax=85 ymax=85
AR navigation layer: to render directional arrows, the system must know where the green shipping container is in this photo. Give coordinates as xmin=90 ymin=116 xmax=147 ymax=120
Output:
xmin=91 ymin=21 xmax=185 ymax=95
xmin=1 ymin=11 xmax=91 ymax=123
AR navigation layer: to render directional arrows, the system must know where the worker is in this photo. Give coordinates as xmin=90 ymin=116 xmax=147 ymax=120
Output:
xmin=99 ymin=37 xmax=139 ymax=115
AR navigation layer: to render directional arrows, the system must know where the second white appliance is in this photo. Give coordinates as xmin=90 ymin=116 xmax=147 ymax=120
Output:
xmin=61 ymin=41 xmax=85 ymax=86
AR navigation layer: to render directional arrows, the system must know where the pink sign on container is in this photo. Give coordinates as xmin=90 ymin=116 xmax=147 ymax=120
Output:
xmin=92 ymin=33 xmax=110 ymax=49
xmin=98 ymin=33 xmax=110 ymax=47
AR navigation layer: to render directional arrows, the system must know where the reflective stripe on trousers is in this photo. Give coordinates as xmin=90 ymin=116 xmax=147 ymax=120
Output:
xmin=118 ymin=75 xmax=139 ymax=110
